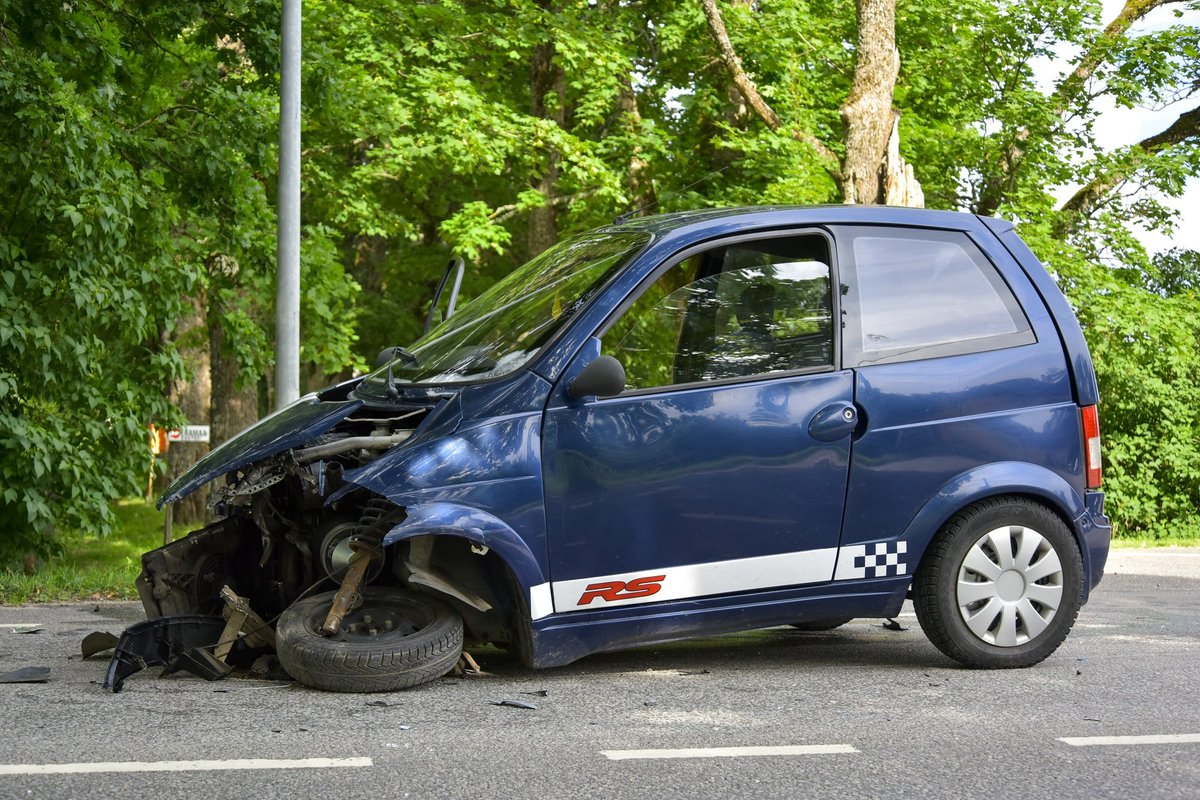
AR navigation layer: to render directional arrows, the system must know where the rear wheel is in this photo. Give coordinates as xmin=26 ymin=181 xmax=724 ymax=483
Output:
xmin=276 ymin=587 xmax=463 ymax=692
xmin=914 ymin=497 xmax=1082 ymax=668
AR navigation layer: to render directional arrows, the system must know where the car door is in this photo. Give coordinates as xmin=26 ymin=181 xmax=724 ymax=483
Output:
xmin=540 ymin=231 xmax=857 ymax=615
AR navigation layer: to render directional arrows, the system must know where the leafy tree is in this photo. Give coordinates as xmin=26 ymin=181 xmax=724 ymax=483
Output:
xmin=0 ymin=1 xmax=361 ymax=554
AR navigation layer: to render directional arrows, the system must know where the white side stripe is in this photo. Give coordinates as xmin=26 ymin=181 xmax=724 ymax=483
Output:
xmin=601 ymin=745 xmax=858 ymax=760
xmin=551 ymin=548 xmax=837 ymax=612
xmin=1059 ymin=734 xmax=1200 ymax=747
xmin=529 ymin=582 xmax=553 ymax=621
xmin=0 ymin=758 xmax=373 ymax=776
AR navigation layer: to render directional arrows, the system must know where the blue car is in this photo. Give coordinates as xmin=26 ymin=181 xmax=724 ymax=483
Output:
xmin=143 ymin=206 xmax=1110 ymax=692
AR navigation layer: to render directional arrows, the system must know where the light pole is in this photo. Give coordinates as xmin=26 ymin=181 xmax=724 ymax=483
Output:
xmin=275 ymin=0 xmax=301 ymax=409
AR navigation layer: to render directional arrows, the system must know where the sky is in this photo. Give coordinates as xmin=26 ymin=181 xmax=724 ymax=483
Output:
xmin=1052 ymin=1 xmax=1200 ymax=254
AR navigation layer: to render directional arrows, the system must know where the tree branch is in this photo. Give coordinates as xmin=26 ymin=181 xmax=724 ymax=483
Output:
xmin=1058 ymin=103 xmax=1200 ymax=226
xmin=1052 ymin=0 xmax=1186 ymax=112
xmin=978 ymin=0 xmax=1187 ymax=215
xmin=699 ymin=0 xmax=841 ymax=174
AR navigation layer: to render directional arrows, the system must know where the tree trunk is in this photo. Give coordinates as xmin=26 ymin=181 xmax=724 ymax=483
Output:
xmin=208 ymin=257 xmax=261 ymax=450
xmin=159 ymin=292 xmax=211 ymax=525
xmin=528 ymin=14 xmax=566 ymax=257
xmin=840 ymin=0 xmax=901 ymax=204
xmin=617 ymin=74 xmax=657 ymax=214
xmin=209 ymin=322 xmax=260 ymax=448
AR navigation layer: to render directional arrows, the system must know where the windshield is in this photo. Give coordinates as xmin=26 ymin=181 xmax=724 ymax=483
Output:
xmin=360 ymin=230 xmax=650 ymax=392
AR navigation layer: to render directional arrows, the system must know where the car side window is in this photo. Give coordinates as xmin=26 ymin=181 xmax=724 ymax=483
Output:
xmin=603 ymin=236 xmax=835 ymax=392
xmin=837 ymin=226 xmax=1035 ymax=366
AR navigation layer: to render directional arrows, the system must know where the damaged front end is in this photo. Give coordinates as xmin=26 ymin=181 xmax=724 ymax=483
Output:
xmin=132 ymin=378 xmax=538 ymax=693
xmin=141 ymin=387 xmax=438 ymax=623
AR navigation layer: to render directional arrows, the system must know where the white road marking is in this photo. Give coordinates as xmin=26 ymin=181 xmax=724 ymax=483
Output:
xmin=1059 ymin=734 xmax=1200 ymax=747
xmin=0 ymin=757 xmax=373 ymax=776
xmin=601 ymin=745 xmax=858 ymax=760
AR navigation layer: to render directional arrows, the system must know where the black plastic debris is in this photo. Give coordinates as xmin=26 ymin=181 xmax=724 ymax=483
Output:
xmin=0 ymin=666 xmax=50 ymax=683
xmin=366 ymin=700 xmax=402 ymax=708
xmin=103 ymin=615 xmax=228 ymax=692
xmin=81 ymin=631 xmax=120 ymax=660
xmin=173 ymin=645 xmax=235 ymax=682
xmin=521 ymin=689 xmax=549 ymax=697
xmin=882 ymin=618 xmax=906 ymax=631
xmin=490 ymin=699 xmax=537 ymax=710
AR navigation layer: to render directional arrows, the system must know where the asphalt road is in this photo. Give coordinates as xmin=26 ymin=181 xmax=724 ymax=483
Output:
xmin=0 ymin=548 xmax=1197 ymax=800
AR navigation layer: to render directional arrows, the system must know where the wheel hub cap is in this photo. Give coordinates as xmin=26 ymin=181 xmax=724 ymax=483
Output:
xmin=956 ymin=525 xmax=1064 ymax=647
xmin=996 ymin=570 xmax=1026 ymax=601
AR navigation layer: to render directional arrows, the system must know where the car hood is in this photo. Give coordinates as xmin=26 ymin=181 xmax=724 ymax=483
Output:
xmin=157 ymin=394 xmax=364 ymax=507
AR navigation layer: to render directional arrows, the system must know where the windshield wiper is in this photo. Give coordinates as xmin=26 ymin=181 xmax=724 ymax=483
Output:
xmin=376 ymin=346 xmax=419 ymax=400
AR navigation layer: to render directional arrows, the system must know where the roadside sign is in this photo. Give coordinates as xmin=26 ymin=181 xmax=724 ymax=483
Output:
xmin=167 ymin=425 xmax=211 ymax=443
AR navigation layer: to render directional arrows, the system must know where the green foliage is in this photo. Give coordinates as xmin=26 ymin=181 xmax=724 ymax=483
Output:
xmin=2 ymin=0 xmax=1198 ymax=556
xmin=0 ymin=1 xmax=359 ymax=559
xmin=0 ymin=499 xmax=199 ymax=603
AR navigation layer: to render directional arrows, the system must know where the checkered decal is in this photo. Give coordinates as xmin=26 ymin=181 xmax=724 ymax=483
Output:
xmin=834 ymin=541 xmax=908 ymax=581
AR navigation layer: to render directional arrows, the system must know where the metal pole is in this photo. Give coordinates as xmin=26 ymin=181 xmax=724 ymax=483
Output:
xmin=275 ymin=0 xmax=302 ymax=409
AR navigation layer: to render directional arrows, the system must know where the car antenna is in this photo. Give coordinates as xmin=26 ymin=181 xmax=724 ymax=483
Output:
xmin=613 ymin=163 xmax=733 ymax=225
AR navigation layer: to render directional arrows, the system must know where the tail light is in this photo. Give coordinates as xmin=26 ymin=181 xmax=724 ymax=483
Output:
xmin=1081 ymin=405 xmax=1102 ymax=489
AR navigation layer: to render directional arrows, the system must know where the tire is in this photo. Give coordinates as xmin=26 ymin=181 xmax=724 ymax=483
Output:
xmin=913 ymin=497 xmax=1083 ymax=669
xmin=789 ymin=618 xmax=854 ymax=631
xmin=276 ymin=587 xmax=463 ymax=692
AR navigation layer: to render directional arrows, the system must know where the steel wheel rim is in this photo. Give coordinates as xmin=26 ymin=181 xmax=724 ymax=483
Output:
xmin=306 ymin=594 xmax=435 ymax=643
xmin=956 ymin=525 xmax=1064 ymax=647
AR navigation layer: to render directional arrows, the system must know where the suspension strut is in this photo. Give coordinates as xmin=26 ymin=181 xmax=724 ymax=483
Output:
xmin=320 ymin=498 xmax=400 ymax=636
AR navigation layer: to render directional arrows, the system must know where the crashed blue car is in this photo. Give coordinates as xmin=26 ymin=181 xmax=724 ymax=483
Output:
xmin=143 ymin=206 xmax=1111 ymax=692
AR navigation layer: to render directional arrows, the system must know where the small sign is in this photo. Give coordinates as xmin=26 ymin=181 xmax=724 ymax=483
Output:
xmin=168 ymin=425 xmax=211 ymax=443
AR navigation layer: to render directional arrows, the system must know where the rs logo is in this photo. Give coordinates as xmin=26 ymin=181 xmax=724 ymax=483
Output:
xmin=577 ymin=575 xmax=666 ymax=606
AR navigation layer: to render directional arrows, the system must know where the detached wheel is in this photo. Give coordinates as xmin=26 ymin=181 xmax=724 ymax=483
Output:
xmin=914 ymin=497 xmax=1083 ymax=669
xmin=790 ymin=618 xmax=853 ymax=631
xmin=276 ymin=587 xmax=463 ymax=692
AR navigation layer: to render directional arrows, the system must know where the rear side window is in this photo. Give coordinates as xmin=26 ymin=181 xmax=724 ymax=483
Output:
xmin=837 ymin=227 xmax=1034 ymax=366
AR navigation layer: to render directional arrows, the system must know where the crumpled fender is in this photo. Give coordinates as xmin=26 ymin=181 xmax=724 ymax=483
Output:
xmin=380 ymin=502 xmax=547 ymax=595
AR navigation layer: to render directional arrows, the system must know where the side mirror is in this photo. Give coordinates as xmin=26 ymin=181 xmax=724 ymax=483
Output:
xmin=376 ymin=347 xmax=399 ymax=368
xmin=567 ymin=356 xmax=626 ymax=400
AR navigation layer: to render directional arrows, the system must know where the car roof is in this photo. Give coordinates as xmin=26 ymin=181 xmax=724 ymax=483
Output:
xmin=605 ymin=205 xmax=1005 ymax=240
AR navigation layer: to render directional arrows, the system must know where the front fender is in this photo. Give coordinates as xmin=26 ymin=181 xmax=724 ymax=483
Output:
xmin=900 ymin=461 xmax=1097 ymax=598
xmin=381 ymin=502 xmax=549 ymax=618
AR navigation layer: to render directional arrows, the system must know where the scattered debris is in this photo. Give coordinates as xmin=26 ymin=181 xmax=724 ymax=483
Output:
xmin=0 ymin=666 xmax=50 ymax=684
xmin=882 ymin=619 xmax=906 ymax=631
xmin=366 ymin=700 xmax=402 ymax=708
xmin=490 ymin=699 xmax=537 ymax=710
xmin=1 ymin=625 xmax=41 ymax=635
xmin=103 ymin=615 xmax=228 ymax=692
xmin=643 ymin=700 xmax=658 ymax=707
xmin=217 ymin=586 xmax=276 ymax=658
xmin=452 ymin=651 xmax=488 ymax=677
xmin=521 ymin=689 xmax=549 ymax=697
xmin=678 ymin=669 xmax=711 ymax=676
xmin=1084 ymin=717 xmax=1101 ymax=722
xmin=81 ymin=631 xmax=120 ymax=660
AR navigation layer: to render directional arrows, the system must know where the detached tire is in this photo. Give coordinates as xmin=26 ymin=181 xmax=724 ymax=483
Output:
xmin=276 ymin=587 xmax=463 ymax=692
xmin=913 ymin=497 xmax=1083 ymax=669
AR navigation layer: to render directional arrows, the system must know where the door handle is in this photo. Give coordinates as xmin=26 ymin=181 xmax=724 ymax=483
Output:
xmin=808 ymin=402 xmax=859 ymax=441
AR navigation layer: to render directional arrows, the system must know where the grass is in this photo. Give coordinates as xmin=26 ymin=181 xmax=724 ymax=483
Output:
xmin=0 ymin=498 xmax=199 ymax=605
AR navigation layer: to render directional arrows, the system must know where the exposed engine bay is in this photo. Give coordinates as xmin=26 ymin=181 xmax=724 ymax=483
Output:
xmin=132 ymin=392 xmax=528 ymax=692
